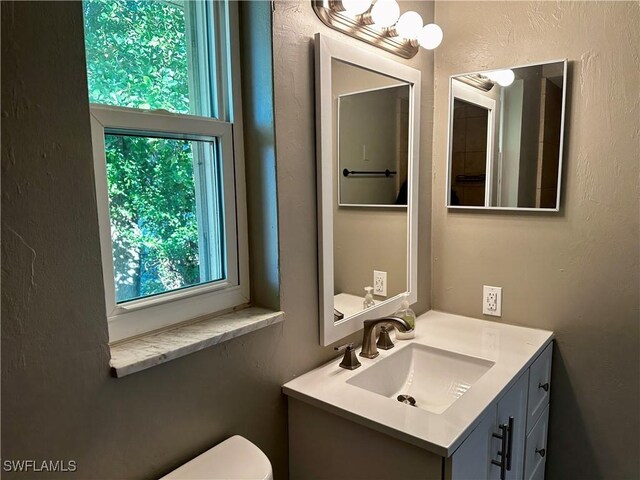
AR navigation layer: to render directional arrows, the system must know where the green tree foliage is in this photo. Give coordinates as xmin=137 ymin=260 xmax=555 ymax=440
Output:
xmin=84 ymin=0 xmax=204 ymax=302
xmin=83 ymin=0 xmax=190 ymax=112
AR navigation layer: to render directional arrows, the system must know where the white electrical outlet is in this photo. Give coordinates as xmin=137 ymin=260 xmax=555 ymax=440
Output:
xmin=483 ymin=285 xmax=502 ymax=316
xmin=373 ymin=270 xmax=387 ymax=297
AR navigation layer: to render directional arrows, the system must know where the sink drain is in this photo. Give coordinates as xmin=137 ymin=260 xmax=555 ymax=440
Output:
xmin=397 ymin=394 xmax=417 ymax=407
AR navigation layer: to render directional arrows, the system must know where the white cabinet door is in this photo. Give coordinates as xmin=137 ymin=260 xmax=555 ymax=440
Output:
xmin=490 ymin=372 xmax=529 ymax=480
xmin=447 ymin=411 xmax=495 ymax=480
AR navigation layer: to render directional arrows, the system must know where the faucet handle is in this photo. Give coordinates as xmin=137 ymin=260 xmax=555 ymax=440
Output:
xmin=334 ymin=343 xmax=361 ymax=370
xmin=376 ymin=325 xmax=395 ymax=350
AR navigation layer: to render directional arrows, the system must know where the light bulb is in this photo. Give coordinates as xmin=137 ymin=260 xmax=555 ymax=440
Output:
xmin=496 ymin=69 xmax=515 ymax=86
xmin=370 ymin=0 xmax=400 ymax=28
xmin=417 ymin=23 xmax=443 ymax=50
xmin=486 ymin=69 xmax=515 ymax=87
xmin=341 ymin=0 xmax=371 ymax=16
xmin=395 ymin=11 xmax=423 ymax=40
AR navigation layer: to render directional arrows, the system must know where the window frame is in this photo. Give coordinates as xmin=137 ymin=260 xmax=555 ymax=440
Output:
xmin=88 ymin=0 xmax=249 ymax=343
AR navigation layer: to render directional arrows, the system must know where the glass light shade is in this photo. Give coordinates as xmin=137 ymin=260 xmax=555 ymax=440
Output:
xmin=417 ymin=23 xmax=443 ymax=50
xmin=496 ymin=69 xmax=515 ymax=86
xmin=370 ymin=0 xmax=400 ymax=28
xmin=341 ymin=0 xmax=371 ymax=16
xmin=395 ymin=11 xmax=423 ymax=39
xmin=486 ymin=69 xmax=515 ymax=87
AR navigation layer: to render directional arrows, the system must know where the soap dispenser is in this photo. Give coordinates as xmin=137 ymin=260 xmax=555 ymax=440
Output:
xmin=394 ymin=294 xmax=416 ymax=340
xmin=363 ymin=286 xmax=375 ymax=309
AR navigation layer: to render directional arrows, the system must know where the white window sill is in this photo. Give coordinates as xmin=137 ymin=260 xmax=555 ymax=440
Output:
xmin=109 ymin=307 xmax=284 ymax=377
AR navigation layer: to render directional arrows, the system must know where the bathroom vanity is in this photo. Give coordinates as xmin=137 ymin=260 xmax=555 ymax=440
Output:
xmin=283 ymin=311 xmax=553 ymax=480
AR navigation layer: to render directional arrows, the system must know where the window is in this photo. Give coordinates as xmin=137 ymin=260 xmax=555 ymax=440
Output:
xmin=84 ymin=0 xmax=249 ymax=342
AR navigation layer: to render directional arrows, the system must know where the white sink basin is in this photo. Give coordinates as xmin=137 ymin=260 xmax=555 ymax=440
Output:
xmin=347 ymin=343 xmax=495 ymax=414
xmin=283 ymin=312 xmax=554 ymax=456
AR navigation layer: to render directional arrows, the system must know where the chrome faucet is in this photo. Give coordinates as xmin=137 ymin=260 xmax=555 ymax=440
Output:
xmin=360 ymin=316 xmax=413 ymax=359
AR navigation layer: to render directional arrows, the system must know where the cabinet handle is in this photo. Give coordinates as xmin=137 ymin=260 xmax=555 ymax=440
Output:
xmin=491 ymin=417 xmax=514 ymax=479
xmin=491 ymin=423 xmax=509 ymax=480
xmin=536 ymin=447 xmax=546 ymax=458
xmin=506 ymin=416 xmax=514 ymax=471
xmin=538 ymin=382 xmax=549 ymax=392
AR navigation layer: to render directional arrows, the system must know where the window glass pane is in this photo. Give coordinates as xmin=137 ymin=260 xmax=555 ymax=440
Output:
xmin=83 ymin=0 xmax=215 ymax=116
xmin=104 ymin=134 xmax=224 ymax=303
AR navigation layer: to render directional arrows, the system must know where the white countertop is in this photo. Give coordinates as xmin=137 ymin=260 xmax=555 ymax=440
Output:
xmin=282 ymin=310 xmax=553 ymax=457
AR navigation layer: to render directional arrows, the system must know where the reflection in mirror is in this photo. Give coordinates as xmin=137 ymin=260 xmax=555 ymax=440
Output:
xmin=332 ymin=59 xmax=409 ymax=321
xmin=337 ymin=76 xmax=410 ymax=206
xmin=447 ymin=60 xmax=567 ymax=210
xmin=315 ymin=33 xmax=420 ymax=346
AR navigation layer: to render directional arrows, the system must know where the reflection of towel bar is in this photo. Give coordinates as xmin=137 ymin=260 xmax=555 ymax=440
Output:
xmin=456 ymin=174 xmax=486 ymax=183
xmin=343 ymin=168 xmax=397 ymax=177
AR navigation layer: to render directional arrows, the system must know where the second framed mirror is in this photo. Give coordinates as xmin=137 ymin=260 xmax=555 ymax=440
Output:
xmin=446 ymin=60 xmax=568 ymax=211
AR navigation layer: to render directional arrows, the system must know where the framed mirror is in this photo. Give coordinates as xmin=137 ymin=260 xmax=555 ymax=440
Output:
xmin=315 ymin=33 xmax=420 ymax=346
xmin=446 ymin=60 xmax=568 ymax=211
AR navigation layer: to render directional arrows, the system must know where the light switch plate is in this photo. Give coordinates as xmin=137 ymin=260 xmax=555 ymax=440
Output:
xmin=483 ymin=285 xmax=502 ymax=316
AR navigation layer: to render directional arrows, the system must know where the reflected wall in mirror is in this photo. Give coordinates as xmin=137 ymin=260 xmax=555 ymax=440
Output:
xmin=446 ymin=60 xmax=567 ymax=211
xmin=336 ymin=70 xmax=410 ymax=206
xmin=316 ymin=34 xmax=420 ymax=346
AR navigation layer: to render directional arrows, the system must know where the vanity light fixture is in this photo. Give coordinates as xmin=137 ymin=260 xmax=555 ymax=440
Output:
xmin=311 ymin=0 xmax=443 ymax=59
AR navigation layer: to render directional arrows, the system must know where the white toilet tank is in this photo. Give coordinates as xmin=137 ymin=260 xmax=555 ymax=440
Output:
xmin=160 ymin=435 xmax=273 ymax=480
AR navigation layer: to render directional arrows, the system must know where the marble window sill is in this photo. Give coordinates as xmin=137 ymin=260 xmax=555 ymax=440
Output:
xmin=109 ymin=307 xmax=284 ymax=377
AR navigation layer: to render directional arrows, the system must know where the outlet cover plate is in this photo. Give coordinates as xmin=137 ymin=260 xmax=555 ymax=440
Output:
xmin=483 ymin=285 xmax=502 ymax=316
xmin=374 ymin=270 xmax=387 ymax=297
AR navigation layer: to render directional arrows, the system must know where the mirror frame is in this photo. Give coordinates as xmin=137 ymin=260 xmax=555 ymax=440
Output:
xmin=315 ymin=33 xmax=420 ymax=346
xmin=445 ymin=59 xmax=568 ymax=212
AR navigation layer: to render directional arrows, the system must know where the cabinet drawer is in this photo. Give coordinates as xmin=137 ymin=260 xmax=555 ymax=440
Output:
xmin=527 ymin=342 xmax=552 ymax=430
xmin=524 ymin=404 xmax=549 ymax=480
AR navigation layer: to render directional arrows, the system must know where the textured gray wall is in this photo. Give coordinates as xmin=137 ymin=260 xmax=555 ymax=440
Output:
xmin=431 ymin=2 xmax=640 ymax=479
xmin=1 ymin=1 xmax=433 ymax=479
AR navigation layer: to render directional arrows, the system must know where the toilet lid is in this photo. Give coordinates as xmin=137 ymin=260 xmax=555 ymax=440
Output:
xmin=160 ymin=435 xmax=273 ymax=480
